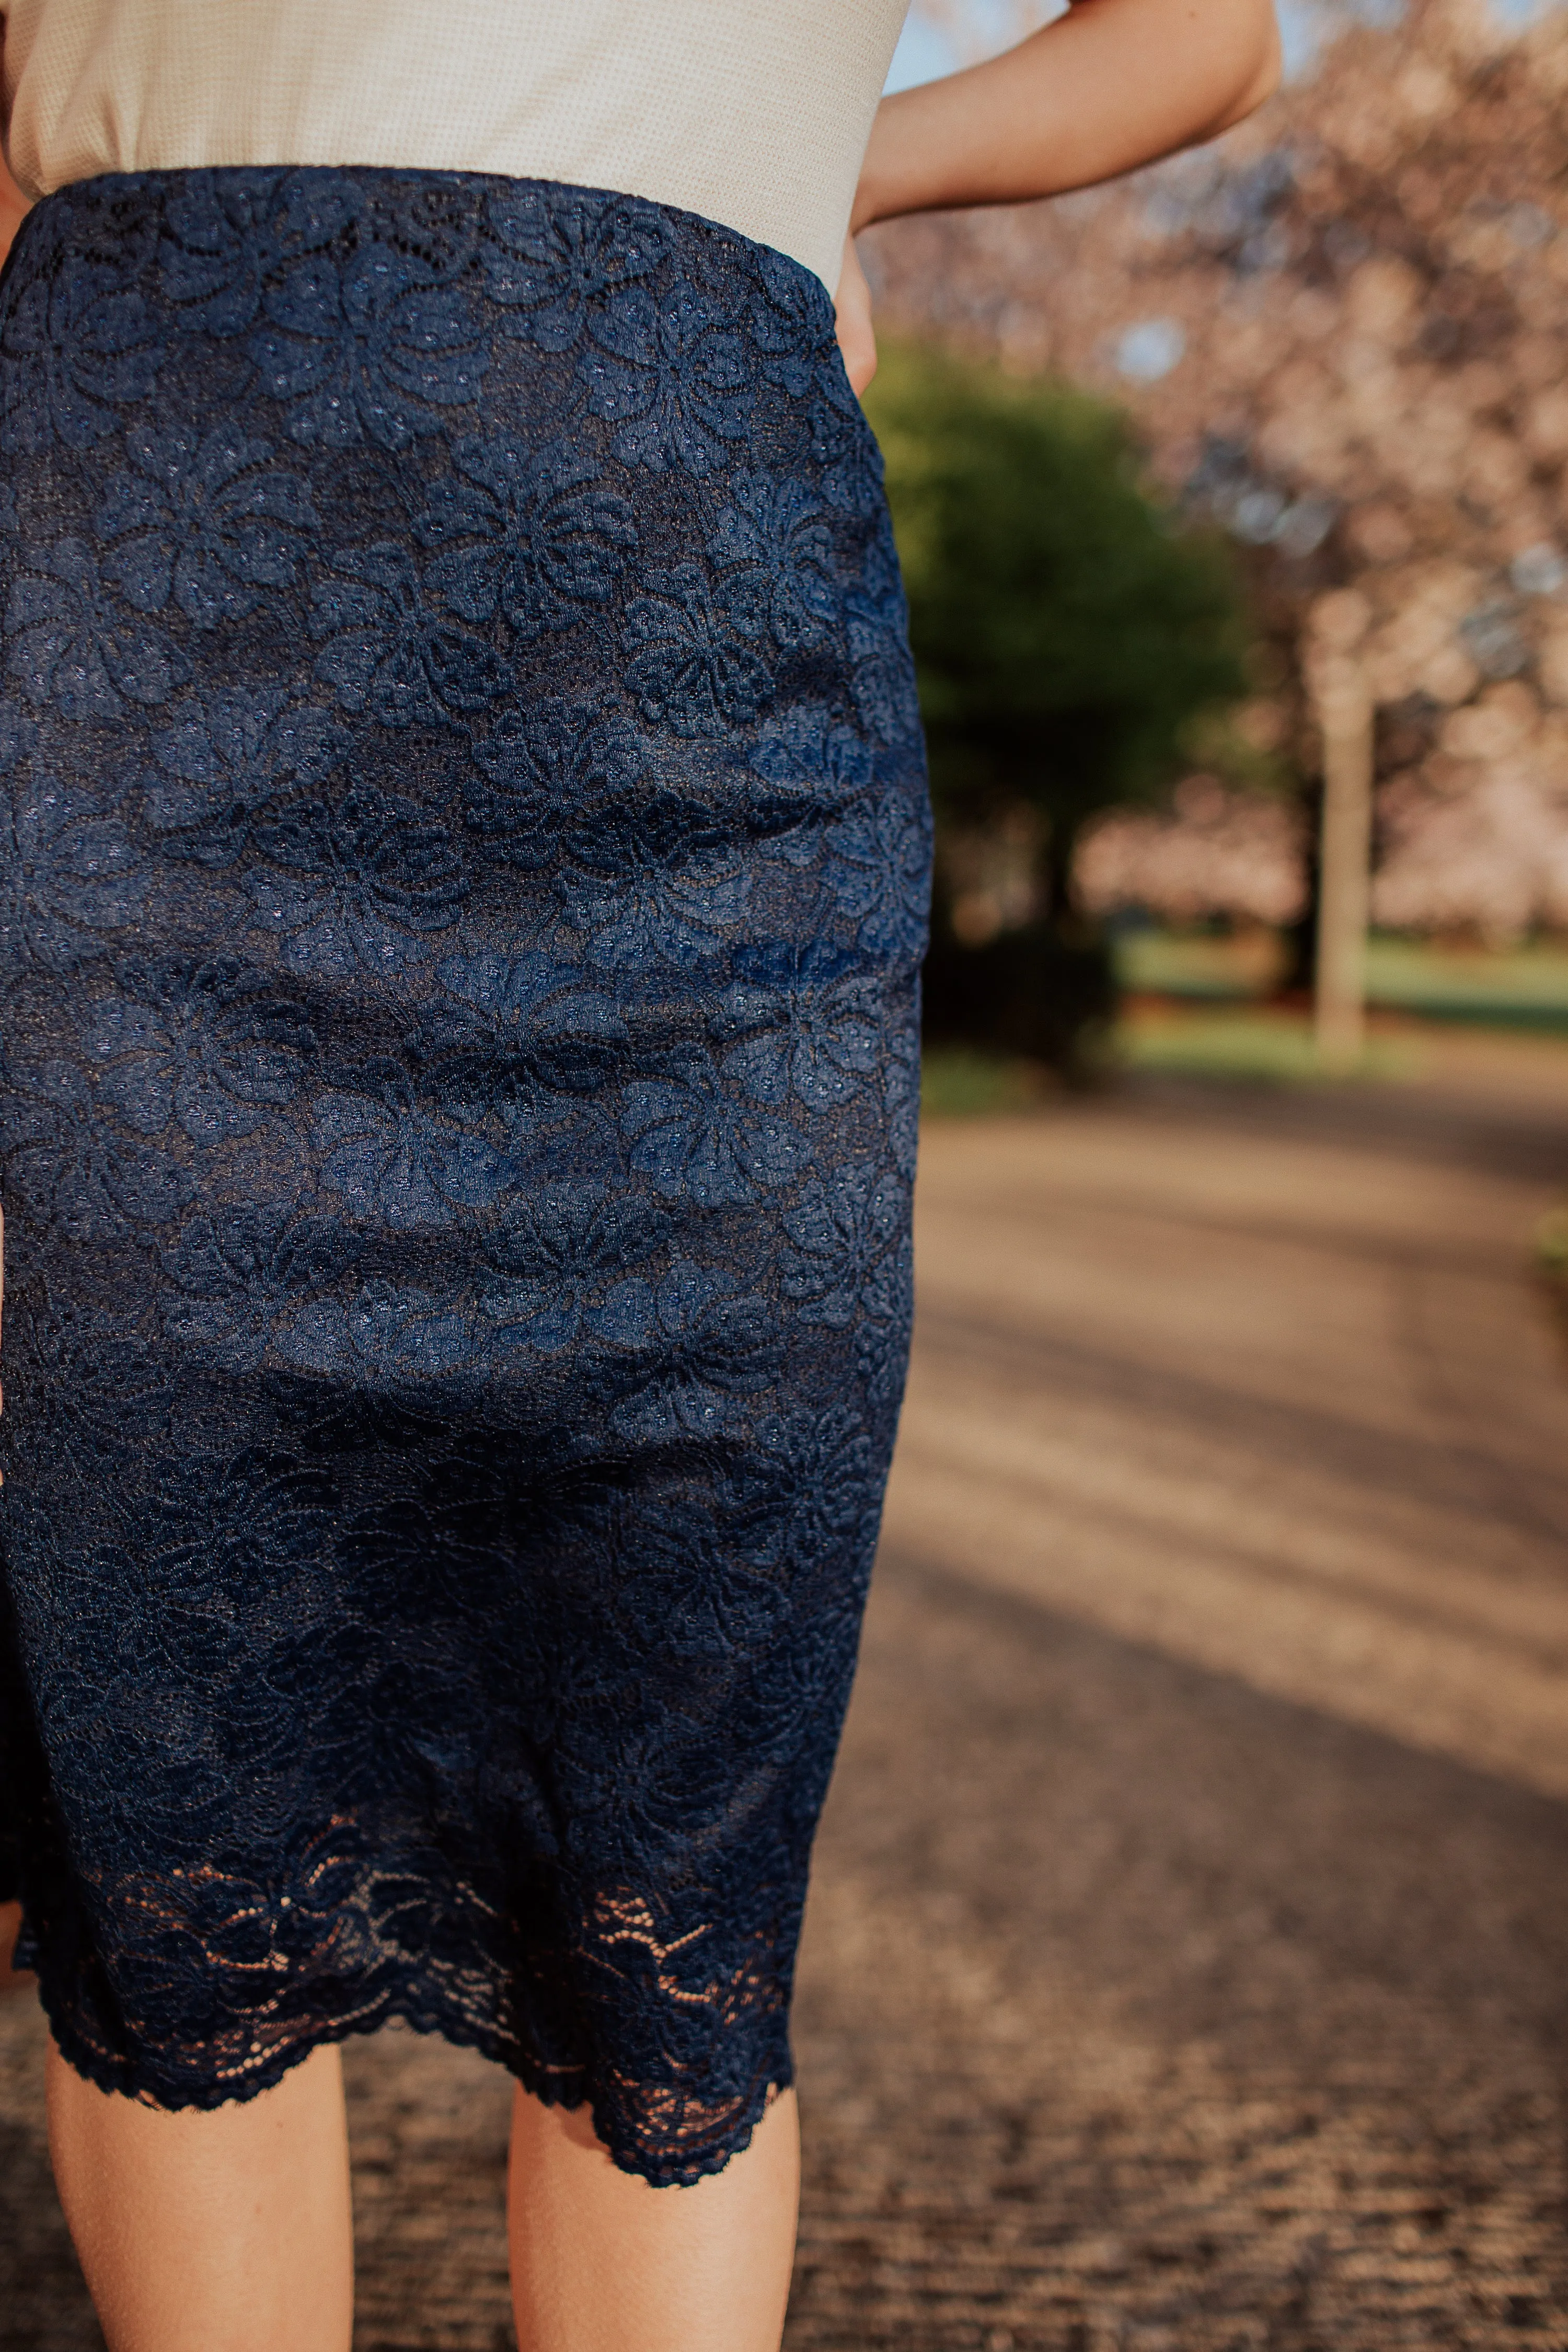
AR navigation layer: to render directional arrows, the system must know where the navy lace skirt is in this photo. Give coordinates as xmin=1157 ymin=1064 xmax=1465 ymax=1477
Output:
xmin=0 ymin=168 xmax=929 ymax=2184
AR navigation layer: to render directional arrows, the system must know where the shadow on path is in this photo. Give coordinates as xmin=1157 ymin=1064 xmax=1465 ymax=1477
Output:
xmin=788 ymin=1553 xmax=1568 ymax=2349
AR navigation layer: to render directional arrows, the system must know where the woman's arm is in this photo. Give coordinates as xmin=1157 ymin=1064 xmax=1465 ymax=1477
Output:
xmin=836 ymin=0 xmax=1282 ymax=388
xmin=0 ymin=146 xmax=27 ymax=271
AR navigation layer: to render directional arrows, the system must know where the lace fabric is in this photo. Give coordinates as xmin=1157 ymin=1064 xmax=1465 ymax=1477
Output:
xmin=0 ymin=167 xmax=928 ymax=2184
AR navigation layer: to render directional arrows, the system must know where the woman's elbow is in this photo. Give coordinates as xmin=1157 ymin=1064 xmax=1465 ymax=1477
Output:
xmin=1217 ymin=0 xmax=1284 ymax=130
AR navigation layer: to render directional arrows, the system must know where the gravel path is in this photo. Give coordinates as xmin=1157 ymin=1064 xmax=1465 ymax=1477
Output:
xmin=5 ymin=1065 xmax=1567 ymax=2351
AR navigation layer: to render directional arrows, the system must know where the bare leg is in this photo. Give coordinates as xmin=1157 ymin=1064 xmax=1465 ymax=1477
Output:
xmin=508 ymin=2084 xmax=800 ymax=2352
xmin=46 ymin=2035 xmax=354 ymax=2352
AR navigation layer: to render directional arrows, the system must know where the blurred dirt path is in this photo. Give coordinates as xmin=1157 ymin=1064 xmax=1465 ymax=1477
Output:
xmin=884 ymin=1072 xmax=1568 ymax=1799
xmin=4 ymin=1068 xmax=1567 ymax=2350
xmin=789 ymin=1069 xmax=1568 ymax=2350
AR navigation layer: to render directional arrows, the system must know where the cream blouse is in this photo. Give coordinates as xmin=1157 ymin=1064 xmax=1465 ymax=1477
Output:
xmin=0 ymin=1 xmax=912 ymax=290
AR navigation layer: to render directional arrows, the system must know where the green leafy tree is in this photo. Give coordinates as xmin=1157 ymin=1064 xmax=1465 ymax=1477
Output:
xmin=863 ymin=339 xmax=1251 ymax=929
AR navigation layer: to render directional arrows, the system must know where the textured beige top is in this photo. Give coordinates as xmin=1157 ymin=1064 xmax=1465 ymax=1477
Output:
xmin=0 ymin=1 xmax=910 ymax=289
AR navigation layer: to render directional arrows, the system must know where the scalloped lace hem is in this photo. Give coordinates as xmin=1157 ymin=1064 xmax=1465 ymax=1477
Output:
xmin=31 ymin=1954 xmax=792 ymax=2188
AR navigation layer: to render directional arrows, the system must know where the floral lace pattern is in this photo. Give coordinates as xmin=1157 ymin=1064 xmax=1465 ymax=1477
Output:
xmin=0 ymin=169 xmax=928 ymax=2185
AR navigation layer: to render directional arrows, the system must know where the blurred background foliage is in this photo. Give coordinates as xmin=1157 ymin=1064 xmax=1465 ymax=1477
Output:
xmin=874 ymin=0 xmax=1568 ymax=1100
xmin=862 ymin=340 xmax=1255 ymax=1072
